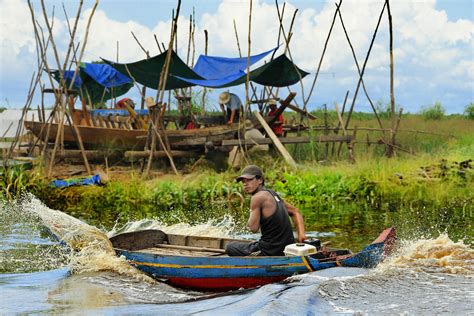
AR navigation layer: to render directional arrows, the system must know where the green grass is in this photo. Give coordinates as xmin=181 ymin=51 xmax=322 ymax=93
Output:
xmin=2 ymin=114 xmax=473 ymax=247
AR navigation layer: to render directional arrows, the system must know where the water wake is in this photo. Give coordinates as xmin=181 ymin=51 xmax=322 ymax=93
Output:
xmin=379 ymin=234 xmax=474 ymax=274
xmin=108 ymin=216 xmax=234 ymax=239
xmin=9 ymin=193 xmax=238 ymax=286
xmin=11 ymin=193 xmax=152 ymax=282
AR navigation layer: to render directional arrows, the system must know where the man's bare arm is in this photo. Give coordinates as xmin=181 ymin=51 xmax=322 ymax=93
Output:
xmin=220 ymin=104 xmax=226 ymax=116
xmin=247 ymin=194 xmax=263 ymax=232
xmin=284 ymin=201 xmax=307 ymax=242
xmin=228 ymin=109 xmax=237 ymax=125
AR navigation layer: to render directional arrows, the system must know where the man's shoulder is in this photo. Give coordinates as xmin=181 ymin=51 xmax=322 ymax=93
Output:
xmin=253 ymin=189 xmax=273 ymax=200
xmin=230 ymin=93 xmax=242 ymax=102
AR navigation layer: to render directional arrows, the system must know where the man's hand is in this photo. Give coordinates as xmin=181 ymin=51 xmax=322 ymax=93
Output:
xmin=297 ymin=233 xmax=307 ymax=243
xmin=227 ymin=120 xmax=233 ymax=127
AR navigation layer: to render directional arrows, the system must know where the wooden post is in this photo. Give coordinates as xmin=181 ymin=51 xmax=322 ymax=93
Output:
xmin=140 ymin=86 xmax=146 ymax=110
xmin=65 ymin=113 xmax=92 ymax=175
xmin=267 ymin=92 xmax=296 ymax=125
xmin=201 ymin=30 xmax=208 ymax=115
xmin=386 ymin=0 xmax=397 ymax=157
xmin=254 ymin=111 xmax=296 ymax=168
xmin=146 ymin=0 xmax=182 ymax=177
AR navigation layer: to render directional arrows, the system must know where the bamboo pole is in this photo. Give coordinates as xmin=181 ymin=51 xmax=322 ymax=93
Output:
xmin=335 ymin=3 xmax=385 ymax=135
xmin=304 ymin=0 xmax=341 ymax=108
xmin=6 ymin=71 xmax=40 ymax=162
xmin=233 ymin=19 xmax=242 ymax=57
xmin=274 ymin=2 xmax=304 ymax=105
xmin=154 ymin=34 xmax=163 ymax=53
xmin=201 ymin=29 xmax=208 ymax=115
xmin=131 ymin=31 xmax=150 ymax=58
xmin=41 ymin=0 xmax=97 ymax=177
xmin=186 ymin=14 xmax=192 ymax=66
xmin=146 ymin=1 xmax=182 ymax=177
xmin=27 ymin=3 xmax=56 ymax=157
xmin=245 ymin=0 xmax=253 ymax=113
xmin=191 ymin=8 xmax=196 ymax=67
xmin=386 ymin=0 xmax=397 ymax=157
xmin=39 ymin=2 xmax=68 ymax=176
xmin=336 ymin=90 xmax=350 ymax=157
xmin=343 ymin=2 xmax=387 ymax=132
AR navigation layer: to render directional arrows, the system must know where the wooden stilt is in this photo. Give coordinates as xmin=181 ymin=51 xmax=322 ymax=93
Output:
xmin=254 ymin=111 xmax=296 ymax=168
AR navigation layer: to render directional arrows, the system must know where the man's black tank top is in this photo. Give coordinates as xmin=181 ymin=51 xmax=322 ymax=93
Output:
xmin=257 ymin=188 xmax=295 ymax=256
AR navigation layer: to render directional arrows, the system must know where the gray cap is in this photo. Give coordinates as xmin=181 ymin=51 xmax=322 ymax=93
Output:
xmin=236 ymin=165 xmax=264 ymax=182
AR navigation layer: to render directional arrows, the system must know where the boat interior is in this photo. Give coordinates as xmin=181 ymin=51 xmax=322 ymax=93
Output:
xmin=110 ymin=229 xmax=352 ymax=259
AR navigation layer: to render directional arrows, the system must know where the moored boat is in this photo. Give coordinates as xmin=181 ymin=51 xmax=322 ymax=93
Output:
xmin=24 ymin=120 xmax=239 ymax=151
xmin=110 ymin=227 xmax=396 ymax=291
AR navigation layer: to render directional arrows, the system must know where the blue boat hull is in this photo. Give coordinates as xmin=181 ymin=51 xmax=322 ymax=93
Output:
xmin=116 ymin=228 xmax=395 ymax=291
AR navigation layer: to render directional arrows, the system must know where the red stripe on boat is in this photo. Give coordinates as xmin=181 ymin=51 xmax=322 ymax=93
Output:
xmin=168 ymin=276 xmax=288 ymax=291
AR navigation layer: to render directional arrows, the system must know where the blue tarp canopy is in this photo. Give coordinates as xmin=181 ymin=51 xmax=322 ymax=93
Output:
xmin=192 ymin=47 xmax=276 ymax=80
xmin=51 ymin=63 xmax=133 ymax=105
xmin=81 ymin=63 xmax=132 ymax=87
xmin=105 ymin=48 xmax=309 ymax=89
xmin=176 ymin=54 xmax=309 ymax=88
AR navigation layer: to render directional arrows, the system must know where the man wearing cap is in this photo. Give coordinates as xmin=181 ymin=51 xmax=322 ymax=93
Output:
xmin=226 ymin=165 xmax=307 ymax=256
xmin=267 ymin=99 xmax=284 ymax=137
xmin=219 ymin=91 xmax=243 ymax=126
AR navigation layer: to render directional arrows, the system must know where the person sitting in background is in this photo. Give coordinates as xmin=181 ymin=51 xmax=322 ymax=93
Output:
xmin=225 ymin=165 xmax=306 ymax=256
xmin=219 ymin=91 xmax=242 ymax=126
xmin=267 ymin=99 xmax=284 ymax=137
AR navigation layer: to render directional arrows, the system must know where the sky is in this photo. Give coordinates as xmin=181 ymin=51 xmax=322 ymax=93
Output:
xmin=0 ymin=0 xmax=472 ymax=114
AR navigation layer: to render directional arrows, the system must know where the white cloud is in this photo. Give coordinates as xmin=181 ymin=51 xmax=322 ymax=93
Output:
xmin=0 ymin=0 xmax=472 ymax=112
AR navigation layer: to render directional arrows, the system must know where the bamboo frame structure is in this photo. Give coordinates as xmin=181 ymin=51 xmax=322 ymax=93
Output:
xmin=11 ymin=0 xmax=417 ymax=178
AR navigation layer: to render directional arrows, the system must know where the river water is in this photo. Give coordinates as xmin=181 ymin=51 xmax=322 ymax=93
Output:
xmin=1 ymin=194 xmax=473 ymax=315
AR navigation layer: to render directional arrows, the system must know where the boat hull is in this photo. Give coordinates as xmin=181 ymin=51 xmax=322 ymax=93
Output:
xmin=24 ymin=121 xmax=238 ymax=150
xmin=115 ymin=228 xmax=395 ymax=291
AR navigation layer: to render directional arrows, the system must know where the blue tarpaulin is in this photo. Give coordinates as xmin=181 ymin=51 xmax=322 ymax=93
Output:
xmin=90 ymin=109 xmax=149 ymax=117
xmin=82 ymin=63 xmax=132 ymax=87
xmin=192 ymin=47 xmax=277 ymax=80
xmin=176 ymin=53 xmax=309 ymax=88
xmin=51 ymin=63 xmax=133 ymax=104
xmin=62 ymin=63 xmax=132 ymax=88
xmin=50 ymin=174 xmax=102 ymax=188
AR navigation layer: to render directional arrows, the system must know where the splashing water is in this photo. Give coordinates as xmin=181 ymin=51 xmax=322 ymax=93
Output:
xmin=1 ymin=198 xmax=69 ymax=273
xmin=379 ymin=234 xmax=474 ymax=274
xmin=9 ymin=193 xmax=239 ymax=283
xmin=10 ymin=193 xmax=153 ymax=282
xmin=108 ymin=216 xmax=235 ymax=239
xmin=316 ymin=235 xmax=474 ymax=314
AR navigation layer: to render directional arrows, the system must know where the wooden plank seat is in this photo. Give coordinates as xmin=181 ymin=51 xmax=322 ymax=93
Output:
xmin=136 ymin=247 xmax=228 ymax=257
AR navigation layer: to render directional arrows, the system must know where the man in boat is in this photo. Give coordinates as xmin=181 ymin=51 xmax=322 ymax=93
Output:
xmin=267 ymin=99 xmax=284 ymax=137
xmin=219 ymin=91 xmax=242 ymax=126
xmin=226 ymin=165 xmax=307 ymax=256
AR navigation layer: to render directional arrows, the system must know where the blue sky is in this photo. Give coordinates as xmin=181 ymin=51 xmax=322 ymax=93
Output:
xmin=0 ymin=0 xmax=473 ymax=114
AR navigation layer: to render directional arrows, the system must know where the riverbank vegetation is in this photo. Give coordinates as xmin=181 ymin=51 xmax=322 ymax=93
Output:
xmin=1 ymin=113 xmax=473 ymax=248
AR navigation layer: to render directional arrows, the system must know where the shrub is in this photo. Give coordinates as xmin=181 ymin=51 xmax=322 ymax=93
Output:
xmin=421 ymin=101 xmax=445 ymax=120
xmin=375 ymin=100 xmax=392 ymax=119
xmin=464 ymin=102 xmax=474 ymax=120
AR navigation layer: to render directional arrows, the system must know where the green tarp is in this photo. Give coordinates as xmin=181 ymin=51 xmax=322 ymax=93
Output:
xmin=104 ymin=50 xmax=309 ymax=90
xmin=217 ymin=54 xmax=309 ymax=88
xmin=102 ymin=50 xmax=202 ymax=90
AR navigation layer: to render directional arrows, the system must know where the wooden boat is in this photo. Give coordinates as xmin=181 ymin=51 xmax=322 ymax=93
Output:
xmin=110 ymin=227 xmax=396 ymax=291
xmin=24 ymin=120 xmax=239 ymax=151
